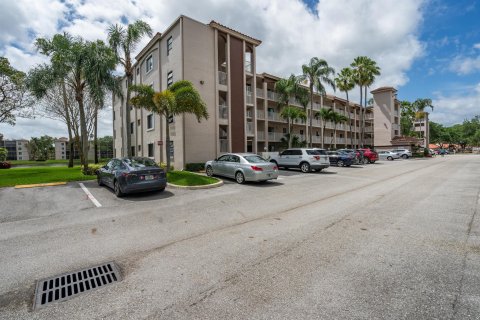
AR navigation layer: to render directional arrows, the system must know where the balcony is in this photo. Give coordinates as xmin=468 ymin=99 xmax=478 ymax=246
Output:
xmin=246 ymin=110 xmax=253 ymax=118
xmin=218 ymin=71 xmax=227 ymax=85
xmin=364 ymin=126 xmax=373 ymax=133
xmin=257 ymin=110 xmax=265 ymax=119
xmin=268 ymin=132 xmax=284 ymax=142
xmin=246 ymin=91 xmax=254 ymax=105
xmin=267 ymin=91 xmax=278 ymax=101
xmin=313 ymin=103 xmax=321 ymax=110
xmin=247 ymin=122 xmax=254 ymax=135
xmin=219 ymin=139 xmax=228 ymax=153
xmin=392 ymin=123 xmax=400 ymax=131
xmin=245 ymin=62 xmax=252 ymax=74
xmin=218 ymin=105 xmax=228 ymax=119
xmin=256 ymin=88 xmax=264 ymax=98
xmin=267 ymin=112 xmax=285 ymax=122
xmin=365 ymin=113 xmax=374 ymax=120
xmin=257 ymin=131 xmax=265 ymax=140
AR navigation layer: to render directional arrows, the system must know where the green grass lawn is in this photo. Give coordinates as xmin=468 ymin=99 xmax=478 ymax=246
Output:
xmin=167 ymin=171 xmax=219 ymax=186
xmin=0 ymin=166 xmax=96 ymax=187
xmin=9 ymin=159 xmax=110 ymax=166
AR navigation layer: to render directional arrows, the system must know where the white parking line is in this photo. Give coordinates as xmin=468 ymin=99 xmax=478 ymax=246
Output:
xmin=79 ymin=183 xmax=102 ymax=207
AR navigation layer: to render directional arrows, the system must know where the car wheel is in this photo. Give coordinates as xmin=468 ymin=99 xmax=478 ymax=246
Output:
xmin=235 ymin=171 xmax=245 ymax=184
xmin=97 ymin=174 xmax=103 ymax=186
xmin=114 ymin=180 xmax=124 ymax=198
xmin=402 ymin=154 xmax=408 ymax=159
xmin=370 ymin=160 xmax=376 ymax=164
xmin=337 ymin=160 xmax=344 ymax=167
xmin=300 ymin=162 xmax=311 ymax=173
xmin=206 ymin=165 xmax=214 ymax=177
xmin=387 ymin=156 xmax=393 ymax=161
xmin=363 ymin=158 xmax=369 ymax=165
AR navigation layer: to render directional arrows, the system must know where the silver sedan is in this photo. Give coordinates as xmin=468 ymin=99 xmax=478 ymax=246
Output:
xmin=205 ymin=153 xmax=279 ymax=184
xmin=378 ymin=150 xmax=401 ymax=161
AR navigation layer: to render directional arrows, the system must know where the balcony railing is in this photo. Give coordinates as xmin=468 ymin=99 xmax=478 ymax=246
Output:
xmin=257 ymin=110 xmax=265 ymax=119
xmin=245 ymin=62 xmax=252 ymax=74
xmin=246 ymin=91 xmax=253 ymax=105
xmin=267 ymin=112 xmax=285 ymax=122
xmin=392 ymin=123 xmax=400 ymax=131
xmin=257 ymin=131 xmax=265 ymax=140
xmin=218 ymin=105 xmax=228 ymax=119
xmin=247 ymin=122 xmax=254 ymax=135
xmin=256 ymin=88 xmax=264 ymax=98
xmin=218 ymin=71 xmax=227 ymax=85
xmin=246 ymin=110 xmax=253 ymax=118
xmin=219 ymin=139 xmax=228 ymax=152
xmin=267 ymin=91 xmax=278 ymax=101
xmin=268 ymin=132 xmax=286 ymax=142
xmin=365 ymin=113 xmax=374 ymax=120
xmin=364 ymin=126 xmax=374 ymax=133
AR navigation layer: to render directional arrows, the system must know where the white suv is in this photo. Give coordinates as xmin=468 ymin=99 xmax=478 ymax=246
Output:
xmin=269 ymin=148 xmax=330 ymax=173
xmin=391 ymin=149 xmax=412 ymax=159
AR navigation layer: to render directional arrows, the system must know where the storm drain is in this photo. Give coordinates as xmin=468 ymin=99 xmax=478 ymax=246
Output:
xmin=34 ymin=261 xmax=122 ymax=309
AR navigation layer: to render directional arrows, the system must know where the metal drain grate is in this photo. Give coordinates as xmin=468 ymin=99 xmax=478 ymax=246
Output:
xmin=34 ymin=261 xmax=122 ymax=309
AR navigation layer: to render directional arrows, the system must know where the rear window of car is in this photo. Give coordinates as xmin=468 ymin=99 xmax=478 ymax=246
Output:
xmin=305 ymin=149 xmax=320 ymax=155
xmin=328 ymin=151 xmax=338 ymax=155
xmin=291 ymin=150 xmax=303 ymax=155
xmin=314 ymin=149 xmax=327 ymax=155
xmin=244 ymin=155 xmax=267 ymax=163
xmin=124 ymin=157 xmax=158 ymax=168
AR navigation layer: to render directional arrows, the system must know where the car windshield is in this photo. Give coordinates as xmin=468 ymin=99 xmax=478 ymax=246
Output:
xmin=244 ymin=155 xmax=268 ymax=163
xmin=306 ymin=150 xmax=321 ymax=155
xmin=124 ymin=157 xmax=158 ymax=168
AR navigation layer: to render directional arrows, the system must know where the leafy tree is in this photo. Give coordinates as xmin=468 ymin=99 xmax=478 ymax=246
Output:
xmin=98 ymin=136 xmax=113 ymax=158
xmin=0 ymin=57 xmax=34 ymax=125
xmin=130 ymin=80 xmax=208 ymax=171
xmin=280 ymin=106 xmax=307 ymax=148
xmin=316 ymin=108 xmax=334 ymax=148
xmin=335 ymin=67 xmax=355 ymax=148
xmin=108 ymin=20 xmax=153 ymax=157
xmin=28 ymin=135 xmax=54 ymax=161
xmin=400 ymin=100 xmax=415 ymax=136
xmin=331 ymin=111 xmax=349 ymax=149
xmin=280 ymin=134 xmax=307 ymax=149
xmin=0 ymin=147 xmax=7 ymax=161
xmin=301 ymin=58 xmax=336 ymax=147
xmin=351 ymin=56 xmax=380 ymax=147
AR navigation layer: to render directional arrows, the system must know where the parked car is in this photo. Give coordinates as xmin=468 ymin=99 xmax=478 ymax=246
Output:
xmin=327 ymin=151 xmax=354 ymax=167
xmin=337 ymin=149 xmax=365 ymax=164
xmin=97 ymin=157 xmax=167 ymax=197
xmin=205 ymin=153 xmax=278 ymax=184
xmin=378 ymin=150 xmax=400 ymax=161
xmin=357 ymin=148 xmax=379 ymax=164
xmin=269 ymin=148 xmax=330 ymax=173
xmin=391 ymin=148 xmax=412 ymax=159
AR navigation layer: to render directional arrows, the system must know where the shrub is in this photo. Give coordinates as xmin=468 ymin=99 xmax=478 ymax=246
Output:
xmin=0 ymin=148 xmax=7 ymax=162
xmin=158 ymin=162 xmax=174 ymax=171
xmin=185 ymin=163 xmax=205 ymax=172
xmin=0 ymin=161 xmax=11 ymax=169
xmin=81 ymin=164 xmax=103 ymax=176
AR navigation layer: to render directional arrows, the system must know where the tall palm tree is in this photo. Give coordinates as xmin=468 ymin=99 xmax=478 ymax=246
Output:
xmin=107 ymin=20 xmax=153 ymax=157
xmin=275 ymin=74 xmax=302 ymax=148
xmin=331 ymin=112 xmax=349 ymax=149
xmin=335 ymin=67 xmax=355 ymax=148
xmin=351 ymin=56 xmax=380 ymax=147
xmin=31 ymin=34 xmax=118 ymax=172
xmin=301 ymin=57 xmax=336 ymax=147
xmin=130 ymin=80 xmax=208 ymax=171
xmin=317 ymin=108 xmax=334 ymax=148
xmin=412 ymin=98 xmax=434 ymax=147
xmin=280 ymin=106 xmax=307 ymax=148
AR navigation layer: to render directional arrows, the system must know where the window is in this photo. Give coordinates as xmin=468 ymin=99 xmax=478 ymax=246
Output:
xmin=282 ymin=128 xmax=287 ymax=134
xmin=167 ymin=36 xmax=173 ymax=56
xmin=131 ymin=146 xmax=135 ymax=156
xmin=130 ymin=122 xmax=134 ymax=134
xmin=137 ymin=119 xmax=140 ymax=126
xmin=147 ymin=114 xmax=154 ymax=130
xmin=146 ymin=55 xmax=153 ymax=73
xmin=167 ymin=71 xmax=173 ymax=87
xmin=300 ymin=130 xmax=304 ymax=135
xmin=148 ymin=143 xmax=154 ymax=157
xmin=291 ymin=150 xmax=302 ymax=155
xmin=138 ymin=145 xmax=141 ymax=151
xmin=124 ymin=157 xmax=158 ymax=168
xmin=18 ymin=152 xmax=22 ymax=155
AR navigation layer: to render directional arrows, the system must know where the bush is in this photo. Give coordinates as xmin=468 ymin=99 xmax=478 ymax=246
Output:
xmin=81 ymin=164 xmax=103 ymax=176
xmin=158 ymin=162 xmax=174 ymax=171
xmin=0 ymin=161 xmax=11 ymax=169
xmin=185 ymin=163 xmax=205 ymax=172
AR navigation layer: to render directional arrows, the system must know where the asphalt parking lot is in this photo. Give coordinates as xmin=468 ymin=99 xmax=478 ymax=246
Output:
xmin=1 ymin=155 xmax=479 ymax=319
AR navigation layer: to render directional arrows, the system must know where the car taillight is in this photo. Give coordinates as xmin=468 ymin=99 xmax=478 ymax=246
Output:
xmin=313 ymin=156 xmax=320 ymax=160
xmin=251 ymin=166 xmax=263 ymax=171
xmin=273 ymin=166 xmax=278 ymax=170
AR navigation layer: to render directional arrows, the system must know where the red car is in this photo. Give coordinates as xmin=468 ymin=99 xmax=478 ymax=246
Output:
xmin=357 ymin=148 xmax=379 ymax=164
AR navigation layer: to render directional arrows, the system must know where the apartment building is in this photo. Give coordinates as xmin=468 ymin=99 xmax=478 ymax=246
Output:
xmin=371 ymin=87 xmax=401 ymax=149
xmin=414 ymin=114 xmax=430 ymax=147
xmin=54 ymin=137 xmax=68 ymax=160
xmin=0 ymin=139 xmax=30 ymax=160
xmin=113 ymin=15 xmax=396 ymax=169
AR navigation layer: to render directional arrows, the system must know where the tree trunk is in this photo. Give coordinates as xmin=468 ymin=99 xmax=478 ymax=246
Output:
xmin=76 ymin=92 xmax=89 ymax=173
xmin=364 ymin=86 xmax=368 ymax=147
xmin=309 ymin=83 xmax=314 ymax=147
xmin=320 ymin=95 xmax=324 ymax=148
xmin=165 ymin=112 xmax=171 ymax=173
xmin=347 ymin=92 xmax=353 ymax=149
xmin=94 ymin=107 xmax=99 ymax=164
xmin=125 ymin=76 xmax=132 ymax=157
xmin=60 ymin=81 xmax=74 ymax=168
xmin=333 ymin=124 xmax=337 ymax=149
xmin=359 ymin=86 xmax=363 ymax=147
xmin=288 ymin=118 xmax=292 ymax=149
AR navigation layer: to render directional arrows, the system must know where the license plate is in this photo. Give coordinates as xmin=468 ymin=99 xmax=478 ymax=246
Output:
xmin=145 ymin=175 xmax=154 ymax=180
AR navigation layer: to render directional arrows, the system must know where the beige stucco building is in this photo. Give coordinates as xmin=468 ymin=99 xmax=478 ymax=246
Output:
xmin=113 ymin=15 xmax=402 ymax=169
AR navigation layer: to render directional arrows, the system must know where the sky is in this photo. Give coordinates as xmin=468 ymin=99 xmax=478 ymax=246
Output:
xmin=0 ymin=0 xmax=479 ymax=139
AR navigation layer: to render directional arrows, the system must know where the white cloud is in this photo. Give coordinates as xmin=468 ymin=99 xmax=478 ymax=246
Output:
xmin=0 ymin=0 xmax=426 ymax=138
xmin=430 ymin=83 xmax=480 ymax=125
xmin=474 ymin=43 xmax=480 ymax=50
xmin=450 ymin=55 xmax=480 ymax=75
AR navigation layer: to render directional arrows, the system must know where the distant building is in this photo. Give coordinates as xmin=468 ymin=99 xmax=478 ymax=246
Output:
xmin=371 ymin=87 xmax=401 ymax=150
xmin=414 ymin=113 xmax=430 ymax=148
xmin=54 ymin=137 xmax=69 ymax=160
xmin=0 ymin=139 xmax=30 ymax=160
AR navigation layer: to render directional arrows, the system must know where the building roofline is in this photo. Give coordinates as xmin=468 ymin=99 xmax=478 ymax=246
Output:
xmin=371 ymin=86 xmax=397 ymax=94
xmin=135 ymin=32 xmax=162 ymax=61
xmin=209 ymin=20 xmax=262 ymax=46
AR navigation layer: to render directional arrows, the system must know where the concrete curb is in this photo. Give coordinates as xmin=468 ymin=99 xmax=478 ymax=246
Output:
xmin=167 ymin=179 xmax=223 ymax=190
xmin=14 ymin=182 xmax=67 ymax=189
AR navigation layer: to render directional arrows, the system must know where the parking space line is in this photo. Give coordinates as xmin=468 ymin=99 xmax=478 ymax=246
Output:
xmin=79 ymin=183 xmax=102 ymax=207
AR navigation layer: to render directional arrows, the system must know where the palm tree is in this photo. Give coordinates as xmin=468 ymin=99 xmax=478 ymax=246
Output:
xmin=280 ymin=106 xmax=307 ymax=148
xmin=351 ymin=56 xmax=381 ymax=147
xmin=412 ymin=98 xmax=434 ymax=147
xmin=130 ymin=80 xmax=208 ymax=171
xmin=107 ymin=20 xmax=153 ymax=157
xmin=316 ymin=108 xmax=334 ymax=148
xmin=31 ymin=34 xmax=118 ymax=172
xmin=301 ymin=58 xmax=336 ymax=147
xmin=331 ymin=112 xmax=349 ymax=149
xmin=335 ymin=67 xmax=355 ymax=148
xmin=275 ymin=74 xmax=302 ymax=148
